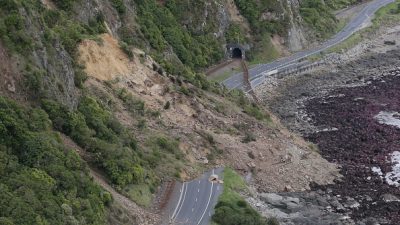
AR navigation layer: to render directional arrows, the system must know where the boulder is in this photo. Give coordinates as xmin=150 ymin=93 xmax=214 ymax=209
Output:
xmin=381 ymin=194 xmax=400 ymax=202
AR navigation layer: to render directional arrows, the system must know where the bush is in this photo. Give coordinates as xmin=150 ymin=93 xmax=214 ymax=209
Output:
xmin=111 ymin=0 xmax=126 ymax=15
xmin=73 ymin=63 xmax=88 ymax=88
xmin=117 ymin=88 xmax=146 ymax=115
xmin=300 ymin=0 xmax=338 ymax=38
xmin=242 ymin=132 xmax=256 ymax=143
xmin=212 ymin=168 xmax=268 ymax=225
xmin=244 ymin=103 xmax=271 ymax=121
xmin=164 ymin=101 xmax=171 ymax=110
xmin=0 ymin=96 xmax=107 ymax=225
xmin=119 ymin=41 xmax=134 ymax=60
xmin=24 ymin=69 xmax=44 ymax=96
xmin=0 ymin=12 xmax=33 ymax=53
xmin=52 ymin=0 xmax=76 ymax=11
xmin=135 ymin=0 xmax=224 ymax=75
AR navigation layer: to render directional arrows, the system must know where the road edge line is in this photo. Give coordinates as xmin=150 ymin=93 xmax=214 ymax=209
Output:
xmin=197 ymin=170 xmax=215 ymax=225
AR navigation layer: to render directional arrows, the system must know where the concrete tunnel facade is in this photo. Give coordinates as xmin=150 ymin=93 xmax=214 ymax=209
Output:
xmin=226 ymin=43 xmax=246 ymax=59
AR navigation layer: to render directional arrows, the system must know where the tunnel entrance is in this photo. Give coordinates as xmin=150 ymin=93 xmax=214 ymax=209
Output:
xmin=227 ymin=44 xmax=246 ymax=60
xmin=232 ymin=48 xmax=243 ymax=59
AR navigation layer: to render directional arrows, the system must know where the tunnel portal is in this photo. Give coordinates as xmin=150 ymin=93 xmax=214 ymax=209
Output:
xmin=226 ymin=44 xmax=246 ymax=60
xmin=232 ymin=48 xmax=243 ymax=59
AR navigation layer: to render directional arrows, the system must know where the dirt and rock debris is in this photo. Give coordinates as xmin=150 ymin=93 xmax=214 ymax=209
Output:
xmin=253 ymin=22 xmax=400 ymax=224
xmin=72 ymin=33 xmax=341 ymax=223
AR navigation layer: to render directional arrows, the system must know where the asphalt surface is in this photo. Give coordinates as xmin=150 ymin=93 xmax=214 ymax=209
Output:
xmin=163 ymin=168 xmax=224 ymax=225
xmin=222 ymin=0 xmax=395 ymax=90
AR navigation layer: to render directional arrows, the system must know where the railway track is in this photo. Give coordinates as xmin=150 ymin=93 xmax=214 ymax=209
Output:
xmin=240 ymin=60 xmax=259 ymax=103
xmin=205 ymin=59 xmax=236 ymax=76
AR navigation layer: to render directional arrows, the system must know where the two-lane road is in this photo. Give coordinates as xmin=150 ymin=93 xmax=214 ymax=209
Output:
xmin=222 ymin=0 xmax=395 ymax=90
xmin=164 ymin=168 xmax=224 ymax=225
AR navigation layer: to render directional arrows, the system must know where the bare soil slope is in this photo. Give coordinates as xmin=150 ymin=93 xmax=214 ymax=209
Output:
xmin=78 ymin=34 xmax=339 ymax=193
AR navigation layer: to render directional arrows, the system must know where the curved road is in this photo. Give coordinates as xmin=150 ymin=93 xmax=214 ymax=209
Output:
xmin=164 ymin=168 xmax=224 ymax=225
xmin=222 ymin=0 xmax=395 ymax=90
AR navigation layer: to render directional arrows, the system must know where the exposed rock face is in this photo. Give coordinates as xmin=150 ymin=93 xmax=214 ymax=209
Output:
xmin=284 ymin=0 xmax=310 ymax=51
xmin=0 ymin=43 xmax=20 ymax=98
xmin=166 ymin=0 xmax=314 ymax=52
xmin=74 ymin=0 xmax=121 ymax=35
xmin=22 ymin=7 xmax=79 ymax=108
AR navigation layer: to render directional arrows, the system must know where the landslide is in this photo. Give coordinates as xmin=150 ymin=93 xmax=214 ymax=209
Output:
xmin=78 ymin=33 xmax=340 ymax=194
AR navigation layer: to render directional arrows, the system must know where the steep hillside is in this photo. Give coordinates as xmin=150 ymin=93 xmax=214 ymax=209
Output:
xmin=0 ymin=0 xmax=348 ymax=224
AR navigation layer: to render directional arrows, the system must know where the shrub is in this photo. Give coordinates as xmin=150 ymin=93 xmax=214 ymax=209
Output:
xmin=164 ymin=101 xmax=171 ymax=110
xmin=111 ymin=0 xmax=126 ymax=15
xmin=119 ymin=41 xmax=134 ymax=60
xmin=212 ymin=168 xmax=268 ymax=225
xmin=242 ymin=132 xmax=256 ymax=143
xmin=117 ymin=88 xmax=146 ymax=115
xmin=0 ymin=96 xmax=107 ymax=225
xmin=52 ymin=0 xmax=76 ymax=11
xmin=73 ymin=63 xmax=88 ymax=88
xmin=300 ymin=0 xmax=338 ymax=38
xmin=24 ymin=69 xmax=44 ymax=95
xmin=244 ymin=103 xmax=271 ymax=121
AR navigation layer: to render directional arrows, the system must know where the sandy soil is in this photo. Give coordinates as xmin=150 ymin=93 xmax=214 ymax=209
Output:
xmin=271 ymin=34 xmax=290 ymax=56
xmin=78 ymin=34 xmax=134 ymax=81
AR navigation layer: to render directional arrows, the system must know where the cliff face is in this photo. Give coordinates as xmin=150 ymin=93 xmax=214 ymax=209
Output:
xmin=161 ymin=0 xmax=312 ymax=55
xmin=0 ymin=0 xmax=319 ymax=109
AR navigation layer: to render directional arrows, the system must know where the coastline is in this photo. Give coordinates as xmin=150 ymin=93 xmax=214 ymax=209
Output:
xmin=250 ymin=19 xmax=400 ymax=225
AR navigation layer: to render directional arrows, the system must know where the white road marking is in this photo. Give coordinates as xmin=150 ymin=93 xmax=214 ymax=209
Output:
xmin=171 ymin=183 xmax=185 ymax=220
xmin=192 ymin=208 xmax=194 ymax=212
xmin=174 ymin=183 xmax=188 ymax=220
xmin=197 ymin=169 xmax=215 ymax=225
xmin=223 ymin=0 xmax=394 ymax=91
xmin=195 ymin=198 xmax=198 ymax=202
xmin=198 ymin=188 xmax=200 ymax=193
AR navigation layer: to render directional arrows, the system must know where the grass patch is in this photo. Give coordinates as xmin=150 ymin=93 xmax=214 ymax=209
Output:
xmin=125 ymin=184 xmax=153 ymax=208
xmin=209 ymin=67 xmax=242 ymax=83
xmin=222 ymin=168 xmax=247 ymax=192
xmin=212 ymin=168 xmax=273 ymax=225
xmin=244 ymin=103 xmax=272 ymax=122
xmin=249 ymin=34 xmax=280 ymax=65
xmin=227 ymin=89 xmax=272 ymax=123
xmin=373 ymin=0 xmax=400 ymax=26
xmin=327 ymin=32 xmax=363 ymax=53
xmin=334 ymin=17 xmax=349 ymax=33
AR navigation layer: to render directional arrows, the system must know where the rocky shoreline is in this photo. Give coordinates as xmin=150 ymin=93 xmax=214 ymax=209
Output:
xmin=252 ymin=30 xmax=400 ymax=224
xmin=305 ymin=69 xmax=400 ymax=224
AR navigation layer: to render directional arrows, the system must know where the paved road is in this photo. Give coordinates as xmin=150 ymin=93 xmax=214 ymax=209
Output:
xmin=163 ymin=168 xmax=224 ymax=225
xmin=222 ymin=0 xmax=395 ymax=90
